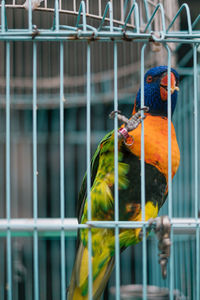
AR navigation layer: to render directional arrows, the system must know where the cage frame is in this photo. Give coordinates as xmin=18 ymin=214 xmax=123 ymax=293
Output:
xmin=0 ymin=1 xmax=200 ymax=300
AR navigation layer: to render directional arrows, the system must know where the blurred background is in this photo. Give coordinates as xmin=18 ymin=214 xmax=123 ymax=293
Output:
xmin=0 ymin=0 xmax=199 ymax=299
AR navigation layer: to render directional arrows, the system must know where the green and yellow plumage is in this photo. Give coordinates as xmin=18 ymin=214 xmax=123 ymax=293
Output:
xmin=68 ymin=66 xmax=180 ymax=300
xmin=69 ymin=132 xmax=137 ymax=300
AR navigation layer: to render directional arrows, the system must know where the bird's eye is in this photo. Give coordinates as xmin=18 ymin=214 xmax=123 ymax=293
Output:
xmin=146 ymin=75 xmax=153 ymax=83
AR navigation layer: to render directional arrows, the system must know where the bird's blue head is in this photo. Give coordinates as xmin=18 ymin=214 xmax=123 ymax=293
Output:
xmin=135 ymin=66 xmax=179 ymax=117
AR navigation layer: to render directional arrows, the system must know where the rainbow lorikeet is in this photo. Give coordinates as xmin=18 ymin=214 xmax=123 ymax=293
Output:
xmin=68 ymin=66 xmax=180 ymax=300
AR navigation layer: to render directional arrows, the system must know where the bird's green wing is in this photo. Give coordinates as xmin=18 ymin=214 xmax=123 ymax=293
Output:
xmin=77 ymin=130 xmax=114 ymax=223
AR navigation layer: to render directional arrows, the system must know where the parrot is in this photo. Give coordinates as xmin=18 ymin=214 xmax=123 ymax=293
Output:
xmin=68 ymin=66 xmax=180 ymax=300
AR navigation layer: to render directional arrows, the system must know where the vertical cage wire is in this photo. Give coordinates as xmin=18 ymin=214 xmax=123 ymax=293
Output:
xmin=114 ymin=41 xmax=120 ymax=300
xmin=6 ymin=40 xmax=12 ymax=300
xmin=86 ymin=41 xmax=93 ymax=300
xmin=60 ymin=40 xmax=66 ymax=300
xmin=33 ymin=41 xmax=39 ymax=300
xmin=28 ymin=0 xmax=32 ymax=31
xmin=140 ymin=43 xmax=147 ymax=300
xmin=193 ymin=44 xmax=199 ymax=300
xmin=166 ymin=45 xmax=174 ymax=300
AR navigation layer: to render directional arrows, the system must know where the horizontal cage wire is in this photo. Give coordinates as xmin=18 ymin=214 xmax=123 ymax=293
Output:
xmin=0 ymin=1 xmax=200 ymax=300
xmin=1 ymin=0 xmax=178 ymax=30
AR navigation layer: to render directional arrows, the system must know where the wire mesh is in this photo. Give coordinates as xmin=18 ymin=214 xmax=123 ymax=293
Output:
xmin=0 ymin=1 xmax=200 ymax=300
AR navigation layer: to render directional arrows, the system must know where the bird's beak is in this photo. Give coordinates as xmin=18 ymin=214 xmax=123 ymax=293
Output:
xmin=160 ymin=72 xmax=179 ymax=101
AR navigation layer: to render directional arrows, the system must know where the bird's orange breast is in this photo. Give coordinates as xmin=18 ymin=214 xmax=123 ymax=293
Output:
xmin=123 ymin=114 xmax=180 ymax=182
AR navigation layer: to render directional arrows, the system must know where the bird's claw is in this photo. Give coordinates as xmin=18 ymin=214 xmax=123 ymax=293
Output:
xmin=154 ymin=216 xmax=171 ymax=279
xmin=109 ymin=110 xmax=122 ymax=119
xmin=109 ymin=110 xmax=129 ymax=124
xmin=109 ymin=107 xmax=149 ymax=145
xmin=126 ymin=112 xmax=145 ymax=131
xmin=138 ymin=216 xmax=171 ymax=279
xmin=139 ymin=106 xmax=149 ymax=112
xmin=109 ymin=107 xmax=149 ymax=125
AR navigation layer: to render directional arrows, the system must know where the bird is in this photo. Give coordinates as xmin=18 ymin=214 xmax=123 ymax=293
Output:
xmin=68 ymin=66 xmax=180 ymax=300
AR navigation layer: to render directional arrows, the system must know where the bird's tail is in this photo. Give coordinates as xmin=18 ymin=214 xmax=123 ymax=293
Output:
xmin=68 ymin=242 xmax=115 ymax=300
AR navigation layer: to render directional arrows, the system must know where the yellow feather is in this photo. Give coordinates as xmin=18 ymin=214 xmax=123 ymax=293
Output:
xmin=72 ymin=287 xmax=86 ymax=300
xmin=79 ymin=248 xmax=91 ymax=287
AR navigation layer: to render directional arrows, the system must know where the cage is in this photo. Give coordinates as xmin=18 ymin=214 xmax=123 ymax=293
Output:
xmin=0 ymin=0 xmax=200 ymax=300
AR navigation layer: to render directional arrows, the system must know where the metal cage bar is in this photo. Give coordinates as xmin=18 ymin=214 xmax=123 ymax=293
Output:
xmin=60 ymin=40 xmax=66 ymax=300
xmin=140 ymin=43 xmax=147 ymax=300
xmin=166 ymin=45 xmax=173 ymax=300
xmin=86 ymin=41 xmax=93 ymax=300
xmin=6 ymin=40 xmax=12 ymax=300
xmin=28 ymin=0 xmax=32 ymax=31
xmin=33 ymin=41 xmax=39 ymax=300
xmin=0 ymin=218 xmax=200 ymax=232
xmin=114 ymin=41 xmax=120 ymax=300
xmin=193 ymin=44 xmax=200 ymax=300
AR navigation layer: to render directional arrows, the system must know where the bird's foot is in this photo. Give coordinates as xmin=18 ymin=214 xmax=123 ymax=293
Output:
xmin=109 ymin=107 xmax=149 ymax=145
xmin=154 ymin=216 xmax=171 ymax=279
xmin=125 ymin=106 xmax=149 ymax=132
xmin=138 ymin=216 xmax=171 ymax=279
xmin=109 ymin=110 xmax=129 ymax=124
